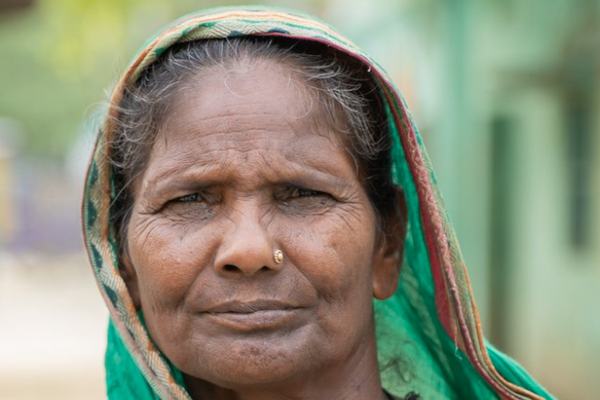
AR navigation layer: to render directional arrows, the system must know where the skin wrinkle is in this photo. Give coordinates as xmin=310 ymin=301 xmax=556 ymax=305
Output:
xmin=142 ymin=167 xmax=342 ymax=302
xmin=110 ymin=39 xmax=387 ymax=253
xmin=119 ymin=59 xmax=404 ymax=400
xmin=140 ymin=145 xmax=356 ymax=214
xmin=106 ymin=36 xmax=412 ymax=400
xmin=116 ymin=39 xmax=370 ymax=180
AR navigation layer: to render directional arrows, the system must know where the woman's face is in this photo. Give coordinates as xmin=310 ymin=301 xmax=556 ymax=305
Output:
xmin=124 ymin=58 xmax=400 ymax=390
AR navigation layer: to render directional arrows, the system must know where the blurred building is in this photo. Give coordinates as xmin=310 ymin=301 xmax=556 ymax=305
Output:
xmin=0 ymin=139 xmax=14 ymax=242
xmin=0 ymin=0 xmax=33 ymax=248
xmin=0 ymin=119 xmax=22 ymax=245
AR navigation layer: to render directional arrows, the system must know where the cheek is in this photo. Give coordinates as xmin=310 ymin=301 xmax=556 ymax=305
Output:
xmin=284 ymin=219 xmax=377 ymax=357
xmin=280 ymin=207 xmax=377 ymax=312
xmin=127 ymin=214 xmax=217 ymax=312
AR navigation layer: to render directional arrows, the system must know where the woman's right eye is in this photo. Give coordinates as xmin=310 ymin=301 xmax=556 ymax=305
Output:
xmin=154 ymin=191 xmax=218 ymax=223
xmin=173 ymin=193 xmax=200 ymax=203
xmin=166 ymin=189 xmax=222 ymax=207
xmin=163 ymin=192 xmax=214 ymax=210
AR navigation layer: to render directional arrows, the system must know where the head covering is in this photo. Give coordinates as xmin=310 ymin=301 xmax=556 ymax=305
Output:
xmin=83 ymin=6 xmax=556 ymax=400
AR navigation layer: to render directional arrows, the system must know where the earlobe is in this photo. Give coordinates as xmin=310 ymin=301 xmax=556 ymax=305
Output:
xmin=371 ymin=185 xmax=407 ymax=300
xmin=372 ymin=250 xmax=401 ymax=300
xmin=120 ymin=250 xmax=142 ymax=310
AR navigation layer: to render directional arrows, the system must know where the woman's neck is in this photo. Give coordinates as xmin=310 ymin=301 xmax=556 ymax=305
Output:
xmin=184 ymin=330 xmax=387 ymax=400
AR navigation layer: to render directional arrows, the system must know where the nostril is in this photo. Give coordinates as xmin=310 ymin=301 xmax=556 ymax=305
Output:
xmin=223 ymin=264 xmax=238 ymax=272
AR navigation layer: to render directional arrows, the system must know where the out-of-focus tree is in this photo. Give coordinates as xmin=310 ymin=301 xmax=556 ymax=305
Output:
xmin=0 ymin=0 xmax=329 ymax=157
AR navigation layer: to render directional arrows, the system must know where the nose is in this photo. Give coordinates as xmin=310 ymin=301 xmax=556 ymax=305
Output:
xmin=214 ymin=209 xmax=281 ymax=276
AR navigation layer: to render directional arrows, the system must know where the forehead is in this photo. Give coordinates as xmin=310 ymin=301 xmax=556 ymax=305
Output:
xmin=142 ymin=58 xmax=355 ymax=182
xmin=164 ymin=57 xmax=337 ymax=133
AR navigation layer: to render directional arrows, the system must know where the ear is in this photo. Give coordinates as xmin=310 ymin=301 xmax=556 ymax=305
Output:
xmin=372 ymin=186 xmax=408 ymax=300
xmin=120 ymin=249 xmax=142 ymax=310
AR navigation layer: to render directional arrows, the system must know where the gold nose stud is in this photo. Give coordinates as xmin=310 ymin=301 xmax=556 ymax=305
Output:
xmin=273 ymin=250 xmax=284 ymax=264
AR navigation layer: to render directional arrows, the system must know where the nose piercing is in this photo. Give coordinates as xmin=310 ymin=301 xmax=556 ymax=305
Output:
xmin=273 ymin=250 xmax=284 ymax=264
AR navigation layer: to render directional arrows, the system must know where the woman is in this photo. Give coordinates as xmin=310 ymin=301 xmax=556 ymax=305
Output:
xmin=83 ymin=6 xmax=556 ymax=400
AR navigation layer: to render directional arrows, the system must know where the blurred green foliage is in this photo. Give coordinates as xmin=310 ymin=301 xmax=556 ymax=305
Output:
xmin=0 ymin=0 xmax=326 ymax=158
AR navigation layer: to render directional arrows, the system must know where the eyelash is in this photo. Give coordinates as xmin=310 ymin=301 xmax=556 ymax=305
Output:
xmin=171 ymin=187 xmax=329 ymax=203
xmin=166 ymin=186 xmax=332 ymax=208
xmin=273 ymin=185 xmax=333 ymax=201
xmin=167 ymin=192 xmax=214 ymax=208
xmin=289 ymin=188 xmax=324 ymax=198
xmin=175 ymin=193 xmax=200 ymax=203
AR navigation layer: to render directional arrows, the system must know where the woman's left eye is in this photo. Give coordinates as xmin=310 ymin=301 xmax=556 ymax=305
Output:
xmin=274 ymin=186 xmax=334 ymax=206
xmin=274 ymin=186 xmax=335 ymax=215
xmin=291 ymin=188 xmax=323 ymax=197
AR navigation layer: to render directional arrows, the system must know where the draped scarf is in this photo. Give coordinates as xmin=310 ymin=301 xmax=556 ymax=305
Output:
xmin=82 ymin=6 xmax=557 ymax=400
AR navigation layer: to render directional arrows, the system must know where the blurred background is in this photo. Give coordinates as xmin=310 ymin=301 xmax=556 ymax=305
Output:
xmin=0 ymin=0 xmax=598 ymax=399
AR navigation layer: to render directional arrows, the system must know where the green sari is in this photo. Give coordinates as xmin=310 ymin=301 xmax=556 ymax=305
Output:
xmin=82 ymin=6 xmax=557 ymax=400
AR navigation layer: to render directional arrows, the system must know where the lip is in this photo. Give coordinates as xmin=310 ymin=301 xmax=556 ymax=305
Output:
xmin=200 ymin=300 xmax=306 ymax=331
xmin=204 ymin=300 xmax=298 ymax=313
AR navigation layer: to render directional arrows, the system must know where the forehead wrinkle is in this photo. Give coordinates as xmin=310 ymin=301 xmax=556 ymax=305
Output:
xmin=142 ymin=142 xmax=353 ymax=199
xmin=159 ymin=108 xmax=320 ymax=155
xmin=139 ymin=56 xmax=358 ymax=196
xmin=157 ymin=60 xmax=349 ymax=156
xmin=147 ymin=114 xmax=352 ymax=176
xmin=141 ymin=125 xmax=350 ymax=205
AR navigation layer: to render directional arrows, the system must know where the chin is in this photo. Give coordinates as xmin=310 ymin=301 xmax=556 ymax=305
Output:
xmin=181 ymin=337 xmax=322 ymax=389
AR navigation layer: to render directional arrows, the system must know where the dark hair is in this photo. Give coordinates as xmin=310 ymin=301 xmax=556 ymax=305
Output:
xmin=108 ymin=37 xmax=397 ymax=253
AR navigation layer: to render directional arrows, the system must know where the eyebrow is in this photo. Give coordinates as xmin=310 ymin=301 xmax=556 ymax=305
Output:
xmin=141 ymin=164 xmax=220 ymax=202
xmin=141 ymin=161 xmax=353 ymax=202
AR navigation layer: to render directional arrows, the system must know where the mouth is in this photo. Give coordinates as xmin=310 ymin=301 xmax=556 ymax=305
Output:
xmin=201 ymin=300 xmax=306 ymax=331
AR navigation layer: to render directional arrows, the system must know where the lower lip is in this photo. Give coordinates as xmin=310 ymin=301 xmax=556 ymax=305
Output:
xmin=203 ymin=309 xmax=303 ymax=331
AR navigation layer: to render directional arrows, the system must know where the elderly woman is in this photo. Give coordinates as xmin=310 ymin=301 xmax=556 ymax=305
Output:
xmin=83 ymin=7 xmax=556 ymax=400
